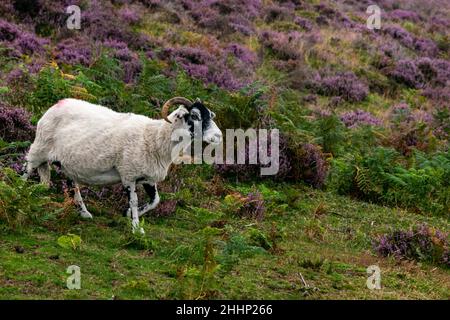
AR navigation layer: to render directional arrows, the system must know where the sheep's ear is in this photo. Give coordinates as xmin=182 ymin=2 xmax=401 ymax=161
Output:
xmin=195 ymin=97 xmax=202 ymax=103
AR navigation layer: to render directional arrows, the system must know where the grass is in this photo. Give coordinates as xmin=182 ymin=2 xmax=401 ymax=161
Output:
xmin=0 ymin=174 xmax=448 ymax=300
xmin=1 ymin=0 xmax=449 ymax=301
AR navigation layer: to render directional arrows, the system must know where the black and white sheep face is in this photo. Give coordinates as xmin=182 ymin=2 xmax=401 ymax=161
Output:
xmin=185 ymin=102 xmax=222 ymax=145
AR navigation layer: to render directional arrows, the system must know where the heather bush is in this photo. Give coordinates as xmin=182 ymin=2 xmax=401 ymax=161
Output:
xmin=223 ymin=191 xmax=265 ymax=221
xmin=387 ymin=103 xmax=422 ymax=124
xmin=0 ymin=139 xmax=30 ymax=179
xmin=259 ymin=30 xmax=302 ymax=61
xmin=0 ymin=63 xmax=36 ymax=108
xmin=214 ymin=132 xmax=291 ymax=182
xmin=422 ymin=87 xmax=450 ymax=102
xmin=378 ymin=42 xmax=406 ymax=61
xmin=315 ymin=15 xmax=329 ymax=26
xmin=240 ymin=191 xmax=265 ymax=221
xmin=388 ymin=57 xmax=450 ymax=90
xmin=82 ymin=0 xmax=137 ymax=44
xmin=314 ymin=3 xmax=337 ymax=19
xmin=0 ymin=19 xmax=21 ymax=42
xmin=388 ymin=103 xmax=438 ymax=156
xmin=14 ymin=32 xmax=47 ymax=55
xmin=55 ymin=37 xmax=94 ymax=66
xmin=11 ymin=0 xmax=76 ymax=34
xmin=384 ymin=25 xmax=415 ymax=48
xmin=0 ymin=0 xmax=13 ymax=17
xmin=118 ymin=5 xmax=143 ymax=24
xmin=415 ymin=57 xmax=438 ymax=83
xmin=286 ymin=60 xmax=319 ymax=90
xmin=0 ymin=103 xmax=35 ymax=142
xmin=215 ymin=134 xmax=328 ymax=188
xmin=191 ymin=6 xmax=222 ymax=31
xmin=264 ymin=4 xmax=292 ymax=23
xmin=389 ymin=9 xmax=421 ymax=22
xmin=289 ymin=143 xmax=329 ymax=188
xmin=414 ymin=38 xmax=438 ymax=57
xmin=374 ymin=224 xmax=449 ymax=267
xmin=227 ymin=16 xmax=254 ymax=36
xmin=384 ymin=24 xmax=442 ymax=56
xmin=388 ymin=59 xmax=423 ymax=88
xmin=427 ymin=16 xmax=450 ymax=38
xmin=8 ymin=153 xmax=27 ymax=175
xmin=126 ymin=32 xmax=159 ymax=52
xmin=187 ymin=0 xmax=261 ymax=36
xmin=340 ymin=110 xmax=382 ymax=128
xmin=294 ymin=16 xmax=313 ymax=31
xmin=103 ymin=39 xmax=142 ymax=83
xmin=313 ymin=71 xmax=369 ymax=102
xmin=225 ymin=43 xmax=257 ymax=66
xmin=371 ymin=41 xmax=406 ymax=72
xmin=139 ymin=0 xmax=161 ymax=8
xmin=311 ymin=3 xmax=356 ymax=28
xmin=416 ymin=58 xmax=450 ymax=87
xmin=443 ymin=250 xmax=450 ymax=267
xmin=0 ymin=19 xmax=48 ymax=56
xmin=153 ymin=199 xmax=178 ymax=217
xmin=162 ymin=44 xmax=251 ymax=90
xmin=189 ymin=2 xmax=256 ymax=35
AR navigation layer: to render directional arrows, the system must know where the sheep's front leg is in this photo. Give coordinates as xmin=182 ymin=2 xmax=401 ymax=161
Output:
xmin=126 ymin=183 xmax=160 ymax=218
xmin=126 ymin=182 xmax=144 ymax=234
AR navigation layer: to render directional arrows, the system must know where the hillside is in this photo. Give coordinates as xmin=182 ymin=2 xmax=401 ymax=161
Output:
xmin=0 ymin=0 xmax=449 ymax=299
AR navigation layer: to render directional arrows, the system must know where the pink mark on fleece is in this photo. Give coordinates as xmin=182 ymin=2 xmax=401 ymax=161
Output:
xmin=55 ymin=99 xmax=68 ymax=108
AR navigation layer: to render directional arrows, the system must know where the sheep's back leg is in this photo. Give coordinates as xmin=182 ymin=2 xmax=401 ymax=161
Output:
xmin=140 ymin=183 xmax=160 ymax=216
xmin=73 ymin=183 xmax=93 ymax=219
xmin=22 ymin=145 xmax=49 ymax=183
xmin=125 ymin=182 xmax=144 ymax=234
xmin=36 ymin=163 xmax=51 ymax=186
xmin=23 ymin=161 xmax=50 ymax=186
xmin=126 ymin=183 xmax=160 ymax=218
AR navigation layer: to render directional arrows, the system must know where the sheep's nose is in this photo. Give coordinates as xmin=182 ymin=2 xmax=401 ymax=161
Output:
xmin=210 ymin=133 xmax=222 ymax=144
xmin=215 ymin=132 xmax=222 ymax=141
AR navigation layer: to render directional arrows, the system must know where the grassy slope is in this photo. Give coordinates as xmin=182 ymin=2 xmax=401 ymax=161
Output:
xmin=1 ymin=173 xmax=448 ymax=300
xmin=0 ymin=0 xmax=449 ymax=300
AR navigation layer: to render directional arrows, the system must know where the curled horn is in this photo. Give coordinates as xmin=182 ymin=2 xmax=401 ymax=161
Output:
xmin=161 ymin=97 xmax=193 ymax=123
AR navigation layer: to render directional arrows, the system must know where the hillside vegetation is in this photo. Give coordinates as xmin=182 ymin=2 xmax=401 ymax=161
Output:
xmin=0 ymin=0 xmax=449 ymax=299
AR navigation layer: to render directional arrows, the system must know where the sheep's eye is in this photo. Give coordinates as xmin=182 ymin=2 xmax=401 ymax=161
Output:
xmin=191 ymin=113 xmax=200 ymax=121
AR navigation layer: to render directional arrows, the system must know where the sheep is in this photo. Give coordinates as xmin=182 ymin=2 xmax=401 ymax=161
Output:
xmin=23 ymin=97 xmax=222 ymax=233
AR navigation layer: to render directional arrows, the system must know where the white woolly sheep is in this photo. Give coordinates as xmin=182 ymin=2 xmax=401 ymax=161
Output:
xmin=23 ymin=97 xmax=222 ymax=233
